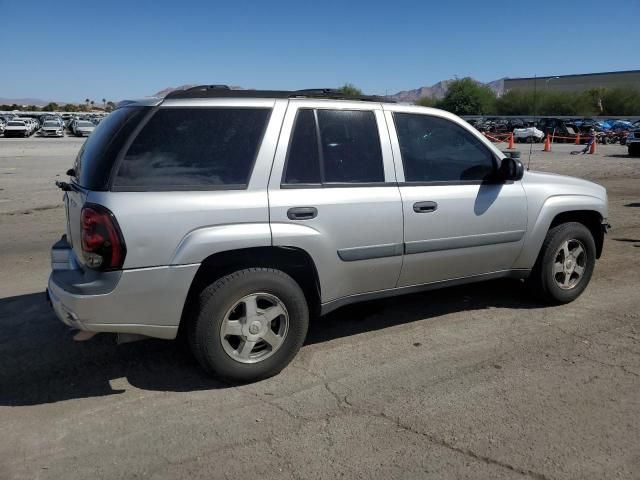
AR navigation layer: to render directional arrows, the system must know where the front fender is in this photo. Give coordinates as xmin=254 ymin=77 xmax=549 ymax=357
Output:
xmin=513 ymin=194 xmax=607 ymax=269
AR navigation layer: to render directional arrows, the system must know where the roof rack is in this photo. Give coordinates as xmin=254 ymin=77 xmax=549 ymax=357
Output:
xmin=165 ymin=85 xmax=393 ymax=103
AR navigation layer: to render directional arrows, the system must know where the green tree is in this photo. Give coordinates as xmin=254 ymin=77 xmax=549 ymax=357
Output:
xmin=63 ymin=103 xmax=79 ymax=112
xmin=42 ymin=102 xmax=60 ymax=112
xmin=416 ymin=96 xmax=437 ymax=107
xmin=495 ymin=90 xmax=535 ymax=115
xmin=601 ymin=87 xmax=640 ymax=116
xmin=338 ymin=83 xmax=363 ymax=96
xmin=106 ymin=101 xmax=116 ymax=112
xmin=436 ymin=78 xmax=496 ymax=115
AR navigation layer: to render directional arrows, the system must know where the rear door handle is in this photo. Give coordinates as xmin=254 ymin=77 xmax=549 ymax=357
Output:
xmin=287 ymin=207 xmax=318 ymax=220
xmin=413 ymin=201 xmax=438 ymax=213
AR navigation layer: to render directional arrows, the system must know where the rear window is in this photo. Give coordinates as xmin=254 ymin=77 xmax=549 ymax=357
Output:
xmin=113 ymin=108 xmax=271 ymax=190
xmin=73 ymin=106 xmax=150 ymax=190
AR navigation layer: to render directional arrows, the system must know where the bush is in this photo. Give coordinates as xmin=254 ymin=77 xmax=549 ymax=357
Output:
xmin=436 ymin=78 xmax=496 ymax=115
xmin=338 ymin=83 xmax=363 ymax=96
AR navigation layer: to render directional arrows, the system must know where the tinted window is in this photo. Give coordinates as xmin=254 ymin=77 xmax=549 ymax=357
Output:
xmin=283 ymin=109 xmax=384 ymax=185
xmin=284 ymin=109 xmax=321 ymax=184
xmin=317 ymin=110 xmax=384 ymax=183
xmin=74 ymin=106 xmax=150 ymax=190
xmin=114 ymin=108 xmax=271 ymax=189
xmin=394 ymin=113 xmax=495 ymax=182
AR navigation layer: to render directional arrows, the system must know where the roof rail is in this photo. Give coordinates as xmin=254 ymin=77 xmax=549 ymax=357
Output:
xmin=164 ymin=85 xmax=394 ymax=102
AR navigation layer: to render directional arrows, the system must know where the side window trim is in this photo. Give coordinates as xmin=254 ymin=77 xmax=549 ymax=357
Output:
xmin=281 ymin=107 xmax=388 ymax=188
xmin=312 ymin=109 xmax=326 ymax=183
xmin=391 ymin=111 xmax=500 ymax=184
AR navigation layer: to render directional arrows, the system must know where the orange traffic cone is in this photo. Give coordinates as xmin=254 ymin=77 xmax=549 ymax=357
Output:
xmin=589 ymin=137 xmax=597 ymax=154
xmin=543 ymin=134 xmax=551 ymax=152
xmin=575 ymin=133 xmax=581 ymax=145
xmin=507 ymin=133 xmax=515 ymax=149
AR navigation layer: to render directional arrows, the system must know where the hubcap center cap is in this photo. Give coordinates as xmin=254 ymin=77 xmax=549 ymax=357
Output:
xmin=248 ymin=322 xmax=261 ymax=335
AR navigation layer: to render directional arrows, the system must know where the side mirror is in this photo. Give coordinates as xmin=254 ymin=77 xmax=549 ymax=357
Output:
xmin=498 ymin=157 xmax=524 ymax=181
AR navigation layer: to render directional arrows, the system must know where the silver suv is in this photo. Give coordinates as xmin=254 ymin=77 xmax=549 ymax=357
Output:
xmin=48 ymin=86 xmax=609 ymax=382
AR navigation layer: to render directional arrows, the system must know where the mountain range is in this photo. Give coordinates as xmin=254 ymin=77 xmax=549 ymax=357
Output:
xmin=154 ymin=78 xmax=506 ymax=103
xmin=387 ymin=78 xmax=505 ymax=103
xmin=0 ymin=78 xmax=506 ymax=107
xmin=0 ymin=97 xmax=55 ymax=107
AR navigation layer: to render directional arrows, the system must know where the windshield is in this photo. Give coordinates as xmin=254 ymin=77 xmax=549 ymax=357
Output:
xmin=8 ymin=121 xmax=25 ymax=126
xmin=43 ymin=121 xmax=59 ymax=127
xmin=77 ymin=121 xmax=94 ymax=127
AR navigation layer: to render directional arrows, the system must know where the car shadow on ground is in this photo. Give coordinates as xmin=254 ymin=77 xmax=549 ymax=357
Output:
xmin=0 ymin=280 xmax=543 ymax=406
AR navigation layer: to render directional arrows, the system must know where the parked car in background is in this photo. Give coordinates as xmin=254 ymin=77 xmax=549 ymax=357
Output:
xmin=627 ymin=129 xmax=640 ymax=156
xmin=73 ymin=120 xmax=95 ymax=137
xmin=3 ymin=120 xmax=30 ymax=137
xmin=513 ymin=126 xmax=544 ymax=143
xmin=40 ymin=120 xmax=65 ymax=137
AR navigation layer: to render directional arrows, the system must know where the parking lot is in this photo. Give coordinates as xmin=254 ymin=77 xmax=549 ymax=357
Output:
xmin=1 ymin=137 xmax=639 ymax=479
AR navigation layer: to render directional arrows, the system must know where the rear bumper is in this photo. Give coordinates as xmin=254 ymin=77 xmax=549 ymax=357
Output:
xmin=48 ymin=236 xmax=199 ymax=339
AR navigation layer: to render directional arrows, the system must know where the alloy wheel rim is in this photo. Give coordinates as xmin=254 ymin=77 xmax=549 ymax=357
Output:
xmin=220 ymin=293 xmax=289 ymax=364
xmin=553 ymin=239 xmax=587 ymax=290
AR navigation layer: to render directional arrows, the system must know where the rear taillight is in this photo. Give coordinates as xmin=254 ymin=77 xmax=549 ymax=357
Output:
xmin=80 ymin=204 xmax=126 ymax=270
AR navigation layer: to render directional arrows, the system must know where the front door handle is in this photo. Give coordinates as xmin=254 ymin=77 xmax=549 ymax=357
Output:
xmin=413 ymin=201 xmax=438 ymax=213
xmin=287 ymin=207 xmax=318 ymax=220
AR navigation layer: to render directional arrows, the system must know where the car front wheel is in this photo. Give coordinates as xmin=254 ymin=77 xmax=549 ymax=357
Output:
xmin=188 ymin=268 xmax=309 ymax=382
xmin=529 ymin=222 xmax=596 ymax=304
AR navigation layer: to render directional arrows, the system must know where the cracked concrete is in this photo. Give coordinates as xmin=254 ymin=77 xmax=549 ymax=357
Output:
xmin=1 ymin=140 xmax=640 ymax=479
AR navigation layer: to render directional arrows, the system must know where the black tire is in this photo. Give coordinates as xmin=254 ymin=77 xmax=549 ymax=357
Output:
xmin=629 ymin=145 xmax=640 ymax=157
xmin=528 ymin=222 xmax=596 ymax=304
xmin=188 ymin=268 xmax=309 ymax=382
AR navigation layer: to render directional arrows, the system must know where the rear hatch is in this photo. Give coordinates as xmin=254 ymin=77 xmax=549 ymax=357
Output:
xmin=64 ymin=106 xmax=151 ymax=264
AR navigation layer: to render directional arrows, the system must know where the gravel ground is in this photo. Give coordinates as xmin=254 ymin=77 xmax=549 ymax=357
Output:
xmin=0 ymin=137 xmax=639 ymax=480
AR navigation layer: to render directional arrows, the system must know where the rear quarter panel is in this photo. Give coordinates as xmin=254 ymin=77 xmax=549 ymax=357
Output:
xmin=86 ymin=99 xmax=288 ymax=269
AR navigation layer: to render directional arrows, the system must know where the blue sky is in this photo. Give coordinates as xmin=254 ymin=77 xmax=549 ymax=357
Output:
xmin=2 ymin=0 xmax=638 ymax=102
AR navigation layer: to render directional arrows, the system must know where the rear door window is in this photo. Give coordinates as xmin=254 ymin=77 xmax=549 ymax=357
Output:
xmin=283 ymin=108 xmax=384 ymax=185
xmin=113 ymin=108 xmax=271 ymax=190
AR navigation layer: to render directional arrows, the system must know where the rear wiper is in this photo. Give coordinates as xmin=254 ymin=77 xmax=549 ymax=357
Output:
xmin=55 ymin=180 xmax=73 ymax=191
xmin=55 ymin=168 xmax=77 ymax=191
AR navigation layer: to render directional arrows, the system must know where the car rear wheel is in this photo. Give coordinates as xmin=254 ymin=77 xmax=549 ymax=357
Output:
xmin=529 ymin=222 xmax=596 ymax=304
xmin=188 ymin=268 xmax=309 ymax=382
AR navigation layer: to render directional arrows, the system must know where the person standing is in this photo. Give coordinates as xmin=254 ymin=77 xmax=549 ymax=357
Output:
xmin=581 ymin=128 xmax=597 ymax=154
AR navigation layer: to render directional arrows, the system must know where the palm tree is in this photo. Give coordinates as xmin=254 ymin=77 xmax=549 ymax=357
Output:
xmin=85 ymin=98 xmax=90 ymax=111
xmin=102 ymin=98 xmax=106 ymax=110
xmin=90 ymin=100 xmax=95 ymax=110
